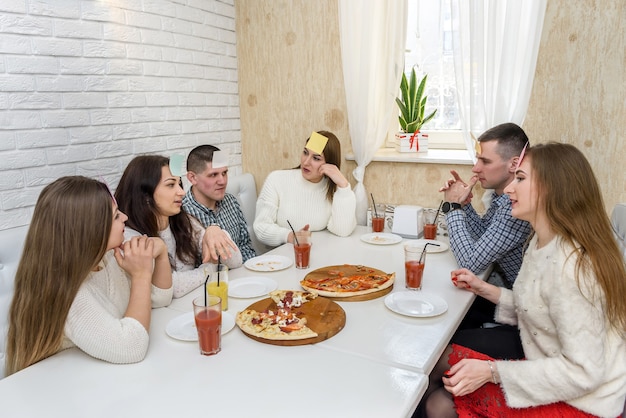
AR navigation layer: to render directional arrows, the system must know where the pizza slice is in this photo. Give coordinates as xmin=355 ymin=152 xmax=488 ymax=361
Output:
xmin=269 ymin=289 xmax=318 ymax=309
xmin=235 ymin=307 xmax=318 ymax=341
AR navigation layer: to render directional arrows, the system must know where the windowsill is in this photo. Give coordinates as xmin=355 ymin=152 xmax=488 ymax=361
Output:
xmin=346 ymin=147 xmax=473 ymax=165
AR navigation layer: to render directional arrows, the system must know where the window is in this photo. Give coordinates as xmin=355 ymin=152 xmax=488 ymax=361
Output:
xmin=387 ymin=0 xmax=464 ymax=150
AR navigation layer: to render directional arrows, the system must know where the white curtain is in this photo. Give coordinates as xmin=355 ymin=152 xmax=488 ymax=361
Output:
xmin=338 ymin=0 xmax=407 ymax=225
xmin=451 ymin=0 xmax=547 ymax=161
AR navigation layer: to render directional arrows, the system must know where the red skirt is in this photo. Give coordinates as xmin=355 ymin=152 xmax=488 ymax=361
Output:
xmin=449 ymin=344 xmax=607 ymax=418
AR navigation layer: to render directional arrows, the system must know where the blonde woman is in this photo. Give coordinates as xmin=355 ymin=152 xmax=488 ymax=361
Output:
xmin=5 ymin=177 xmax=172 ymax=376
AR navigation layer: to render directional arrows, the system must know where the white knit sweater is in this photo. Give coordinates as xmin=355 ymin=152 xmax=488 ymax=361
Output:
xmin=61 ymin=250 xmax=173 ymax=363
xmin=495 ymin=235 xmax=626 ymax=417
xmin=253 ymin=169 xmax=357 ymax=246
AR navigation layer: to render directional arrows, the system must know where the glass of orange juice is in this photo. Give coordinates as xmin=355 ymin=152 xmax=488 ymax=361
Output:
xmin=206 ymin=264 xmax=228 ymax=311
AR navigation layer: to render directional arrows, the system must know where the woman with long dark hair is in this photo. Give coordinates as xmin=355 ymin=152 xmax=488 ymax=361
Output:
xmin=115 ymin=155 xmax=242 ymax=298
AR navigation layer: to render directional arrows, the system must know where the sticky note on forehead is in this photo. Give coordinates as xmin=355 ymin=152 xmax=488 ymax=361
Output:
xmin=169 ymin=153 xmax=186 ymax=176
xmin=211 ymin=150 xmax=229 ymax=169
xmin=305 ymin=132 xmax=328 ymax=155
xmin=472 ymin=133 xmax=482 ymax=155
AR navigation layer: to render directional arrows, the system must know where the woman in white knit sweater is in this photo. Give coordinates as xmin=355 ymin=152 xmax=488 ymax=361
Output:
xmin=254 ymin=131 xmax=357 ymax=246
xmin=423 ymin=143 xmax=626 ymax=417
xmin=6 ymin=177 xmax=173 ymax=376
xmin=116 ymin=155 xmax=242 ymax=298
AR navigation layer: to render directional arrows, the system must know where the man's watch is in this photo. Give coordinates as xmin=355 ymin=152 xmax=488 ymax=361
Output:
xmin=441 ymin=202 xmax=462 ymax=214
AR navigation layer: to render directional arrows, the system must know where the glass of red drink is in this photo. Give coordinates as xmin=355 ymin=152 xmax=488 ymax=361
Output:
xmin=404 ymin=245 xmax=426 ymax=290
xmin=294 ymin=230 xmax=312 ymax=269
xmin=193 ymin=295 xmax=222 ymax=355
xmin=422 ymin=208 xmax=438 ymax=240
xmin=371 ymin=204 xmax=386 ymax=232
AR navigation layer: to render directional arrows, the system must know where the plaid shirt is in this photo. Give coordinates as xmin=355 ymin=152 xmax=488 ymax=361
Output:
xmin=182 ymin=189 xmax=256 ymax=262
xmin=446 ymin=192 xmax=531 ymax=286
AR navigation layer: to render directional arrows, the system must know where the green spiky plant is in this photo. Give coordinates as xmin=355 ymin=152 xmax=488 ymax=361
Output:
xmin=395 ymin=68 xmax=437 ymax=133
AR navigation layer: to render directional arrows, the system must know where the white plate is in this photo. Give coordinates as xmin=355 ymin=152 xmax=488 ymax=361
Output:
xmin=403 ymin=239 xmax=449 ymax=253
xmin=229 ymin=276 xmax=278 ymax=298
xmin=165 ymin=311 xmax=235 ymax=341
xmin=384 ymin=291 xmax=448 ymax=318
xmin=360 ymin=233 xmax=403 ymax=245
xmin=244 ymin=255 xmax=293 ymax=272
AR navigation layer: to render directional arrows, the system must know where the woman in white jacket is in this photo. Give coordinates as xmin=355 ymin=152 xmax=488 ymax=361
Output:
xmin=423 ymin=143 xmax=626 ymax=418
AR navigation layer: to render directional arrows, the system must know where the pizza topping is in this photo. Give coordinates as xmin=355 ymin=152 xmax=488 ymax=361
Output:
xmin=270 ymin=290 xmax=317 ymax=309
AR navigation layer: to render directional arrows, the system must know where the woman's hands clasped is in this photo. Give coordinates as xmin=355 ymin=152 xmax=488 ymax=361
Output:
xmin=114 ymin=235 xmax=154 ymax=282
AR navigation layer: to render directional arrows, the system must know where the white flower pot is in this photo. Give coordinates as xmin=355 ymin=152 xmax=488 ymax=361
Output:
xmin=395 ymin=131 xmax=428 ymax=153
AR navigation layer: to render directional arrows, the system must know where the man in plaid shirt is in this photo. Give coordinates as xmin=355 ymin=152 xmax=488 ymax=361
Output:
xmin=183 ymin=145 xmax=256 ymax=262
xmin=440 ymin=123 xmax=532 ymax=328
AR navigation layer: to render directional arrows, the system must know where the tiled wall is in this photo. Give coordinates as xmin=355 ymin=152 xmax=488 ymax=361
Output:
xmin=0 ymin=0 xmax=241 ymax=230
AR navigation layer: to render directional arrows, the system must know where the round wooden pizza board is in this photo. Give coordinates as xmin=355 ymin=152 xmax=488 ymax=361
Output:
xmin=238 ymin=296 xmax=346 ymax=346
xmin=301 ymin=265 xmax=395 ymax=301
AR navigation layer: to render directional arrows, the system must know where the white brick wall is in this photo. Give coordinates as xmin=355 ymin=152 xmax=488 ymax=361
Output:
xmin=0 ymin=0 xmax=241 ymax=230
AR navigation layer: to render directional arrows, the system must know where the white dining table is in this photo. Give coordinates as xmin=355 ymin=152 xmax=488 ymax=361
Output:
xmin=0 ymin=226 xmax=476 ymax=418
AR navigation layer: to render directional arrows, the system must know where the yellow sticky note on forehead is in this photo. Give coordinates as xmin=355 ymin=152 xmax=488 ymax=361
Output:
xmin=305 ymin=132 xmax=328 ymax=155
xmin=472 ymin=133 xmax=482 ymax=155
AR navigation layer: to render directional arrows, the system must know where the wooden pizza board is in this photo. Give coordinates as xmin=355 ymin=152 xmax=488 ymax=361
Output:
xmin=301 ymin=265 xmax=395 ymax=301
xmin=238 ymin=296 xmax=346 ymax=346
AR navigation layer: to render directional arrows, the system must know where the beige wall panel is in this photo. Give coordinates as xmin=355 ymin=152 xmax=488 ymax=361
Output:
xmin=525 ymin=0 xmax=626 ymax=212
xmin=235 ymin=0 xmax=351 ymax=191
xmin=236 ymin=0 xmax=625 ymax=215
xmin=344 ymin=160 xmax=481 ymax=211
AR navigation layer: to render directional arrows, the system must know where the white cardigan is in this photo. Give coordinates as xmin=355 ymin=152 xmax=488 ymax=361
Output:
xmin=495 ymin=235 xmax=626 ymax=417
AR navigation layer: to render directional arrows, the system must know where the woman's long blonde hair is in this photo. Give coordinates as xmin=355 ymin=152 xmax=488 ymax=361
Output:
xmin=529 ymin=143 xmax=626 ymax=332
xmin=5 ymin=176 xmax=113 ymax=376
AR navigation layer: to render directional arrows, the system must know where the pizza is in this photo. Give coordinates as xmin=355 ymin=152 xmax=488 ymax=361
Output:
xmin=235 ymin=290 xmax=319 ymax=341
xmin=300 ymin=264 xmax=395 ymax=298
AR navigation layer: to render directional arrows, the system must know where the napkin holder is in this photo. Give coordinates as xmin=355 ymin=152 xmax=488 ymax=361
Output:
xmin=391 ymin=205 xmax=423 ymax=239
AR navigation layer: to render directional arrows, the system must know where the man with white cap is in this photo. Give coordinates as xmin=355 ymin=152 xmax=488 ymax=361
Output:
xmin=182 ymin=145 xmax=256 ymax=262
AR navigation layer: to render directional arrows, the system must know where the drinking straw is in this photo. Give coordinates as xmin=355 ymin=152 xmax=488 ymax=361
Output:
xmin=370 ymin=193 xmax=379 ymax=218
xmin=287 ymin=220 xmax=300 ymax=246
xmin=434 ymin=200 xmax=443 ymax=223
xmin=217 ymin=255 xmax=221 ymax=287
xmin=420 ymin=242 xmax=441 ymax=263
xmin=203 ymin=270 xmax=210 ymax=306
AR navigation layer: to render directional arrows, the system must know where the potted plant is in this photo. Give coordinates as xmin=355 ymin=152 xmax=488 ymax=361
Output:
xmin=395 ymin=68 xmax=437 ymax=153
